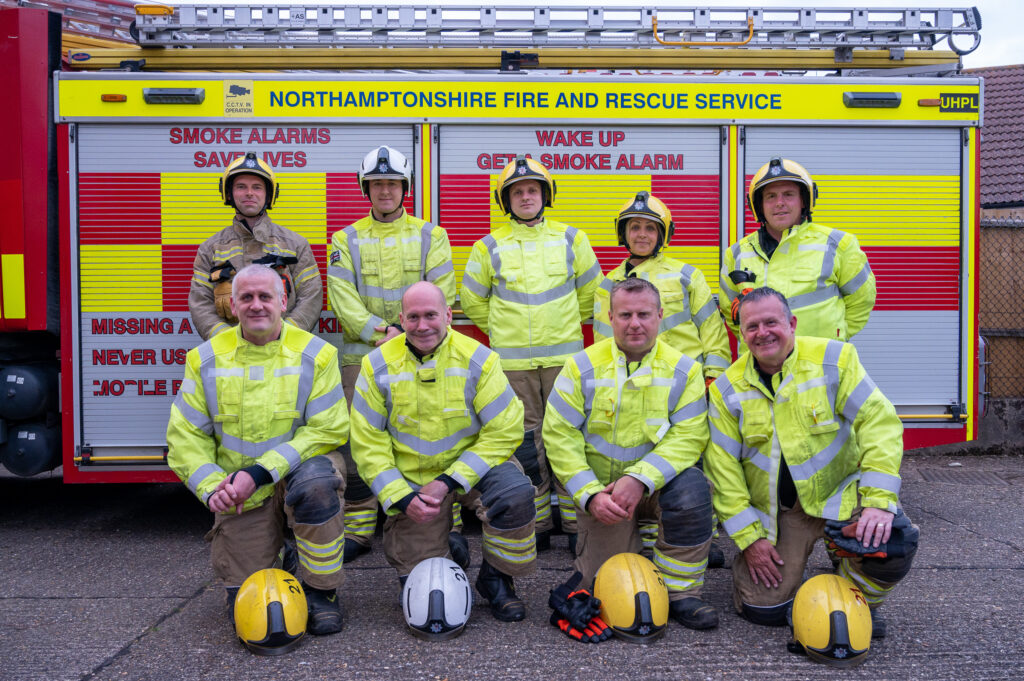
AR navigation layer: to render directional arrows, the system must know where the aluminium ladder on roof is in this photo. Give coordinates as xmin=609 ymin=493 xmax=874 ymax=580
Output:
xmin=130 ymin=4 xmax=982 ymax=57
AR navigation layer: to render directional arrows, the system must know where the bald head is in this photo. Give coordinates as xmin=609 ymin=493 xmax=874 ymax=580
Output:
xmin=402 ymin=281 xmax=447 ymax=311
xmin=400 ymin=282 xmax=451 ymax=355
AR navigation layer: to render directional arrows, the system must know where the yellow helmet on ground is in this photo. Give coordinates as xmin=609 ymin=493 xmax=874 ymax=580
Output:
xmin=790 ymin=574 xmax=872 ymax=667
xmin=219 ymin=151 xmax=279 ymax=210
xmin=747 ymin=156 xmax=817 ymax=224
xmin=616 ymin=191 xmax=675 ymax=255
xmin=593 ymin=553 xmax=669 ymax=643
xmin=494 ymin=155 xmax=556 ymax=217
xmin=234 ymin=568 xmax=307 ymax=656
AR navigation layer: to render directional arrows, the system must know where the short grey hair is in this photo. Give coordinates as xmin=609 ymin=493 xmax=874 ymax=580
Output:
xmin=232 ymin=263 xmax=284 ymax=299
xmin=736 ymin=286 xmax=792 ymax=322
xmin=609 ymin=277 xmax=661 ymax=311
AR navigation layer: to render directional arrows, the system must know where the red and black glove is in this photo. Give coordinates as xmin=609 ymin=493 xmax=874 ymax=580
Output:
xmin=548 ymin=572 xmax=613 ymax=644
xmin=824 ymin=512 xmax=918 ymax=559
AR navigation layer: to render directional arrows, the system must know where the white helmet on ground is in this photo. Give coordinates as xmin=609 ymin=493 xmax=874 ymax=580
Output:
xmin=358 ymin=145 xmax=412 ymax=197
xmin=402 ymin=557 xmax=472 ymax=640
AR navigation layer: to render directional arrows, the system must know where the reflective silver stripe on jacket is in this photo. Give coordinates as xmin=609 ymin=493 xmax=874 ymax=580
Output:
xmin=859 ymin=471 xmax=902 ymax=494
xmin=483 ymin=229 xmax=579 ymax=307
xmin=187 ymin=462 xmax=225 ymax=498
xmin=371 ymin=467 xmax=405 ymax=496
xmin=351 ymin=391 xmax=388 ymax=430
xmin=840 ymin=261 xmax=872 ymax=296
xmin=327 ymin=264 xmax=357 ymax=285
xmin=268 ymin=443 xmax=302 ymax=482
xmin=840 ymin=374 xmax=878 ymax=423
xmin=419 ymin=223 xmax=434 ymax=277
xmin=566 ymin=469 xmax=600 ymax=507
xmin=722 ymin=506 xmax=763 ymax=536
xmin=461 ymin=276 xmax=490 ymax=298
xmin=592 ymin=320 xmax=613 ymax=337
xmin=452 ymin=449 xmax=491 ymax=490
xmin=788 ymin=284 xmax=840 ymax=310
xmin=478 ymin=385 xmax=515 ymax=424
xmin=547 ymin=388 xmax=585 ymax=429
xmin=584 ymin=431 xmax=654 ymax=462
xmin=638 ymin=452 xmax=678 ymax=489
xmin=821 ymin=471 xmax=861 ymax=520
xmin=173 ymin=392 xmax=214 ymax=435
xmin=786 ymin=421 xmax=851 ymax=481
xmin=306 ymin=383 xmax=345 ymax=421
xmin=692 ymin=298 xmax=718 ymax=327
xmin=492 ymin=340 xmax=584 ymax=361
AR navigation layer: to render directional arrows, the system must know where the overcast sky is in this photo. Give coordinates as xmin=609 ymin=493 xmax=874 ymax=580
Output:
xmin=177 ymin=1 xmax=1021 ymax=69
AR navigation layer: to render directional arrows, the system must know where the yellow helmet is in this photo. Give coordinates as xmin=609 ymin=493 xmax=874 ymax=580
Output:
xmin=494 ymin=155 xmax=556 ymax=217
xmin=593 ymin=553 xmax=669 ymax=643
xmin=747 ymin=156 xmax=817 ymax=225
xmin=790 ymin=574 xmax=872 ymax=667
xmin=220 ymin=151 xmax=279 ymax=210
xmin=234 ymin=568 xmax=307 ymax=656
xmin=616 ymin=191 xmax=674 ymax=255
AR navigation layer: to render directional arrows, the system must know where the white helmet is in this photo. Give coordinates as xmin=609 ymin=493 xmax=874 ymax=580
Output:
xmin=401 ymin=557 xmax=472 ymax=640
xmin=358 ymin=145 xmax=412 ymax=197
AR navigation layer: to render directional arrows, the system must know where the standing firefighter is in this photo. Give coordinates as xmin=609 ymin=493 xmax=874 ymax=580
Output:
xmin=349 ymin=282 xmax=536 ymax=622
xmin=704 ymin=287 xmax=917 ymax=637
xmin=593 ymin=192 xmax=731 ymax=561
xmin=167 ymin=265 xmax=350 ymax=637
xmin=718 ymin=157 xmax=876 ymax=348
xmin=326 ymin=145 xmax=457 ymax=564
xmin=461 ymin=155 xmax=602 ymax=552
xmin=544 ymin=278 xmax=719 ymax=633
xmin=189 ymin=152 xmax=322 ymax=340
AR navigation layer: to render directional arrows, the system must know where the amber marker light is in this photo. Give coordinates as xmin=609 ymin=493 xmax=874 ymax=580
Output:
xmin=101 ymin=94 xmax=128 ymax=103
xmin=917 ymin=99 xmax=942 ymax=107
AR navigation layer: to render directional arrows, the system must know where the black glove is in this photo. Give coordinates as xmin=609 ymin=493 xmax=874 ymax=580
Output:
xmin=824 ymin=511 xmax=918 ymax=558
xmin=548 ymin=572 xmax=602 ymax=630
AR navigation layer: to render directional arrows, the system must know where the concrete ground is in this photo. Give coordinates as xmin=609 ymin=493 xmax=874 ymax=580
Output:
xmin=1 ymin=451 xmax=1021 ymax=681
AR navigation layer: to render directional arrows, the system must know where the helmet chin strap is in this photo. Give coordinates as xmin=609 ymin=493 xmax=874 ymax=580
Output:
xmin=626 ymin=232 xmax=665 ymax=259
xmin=512 ymin=206 xmax=544 ymax=224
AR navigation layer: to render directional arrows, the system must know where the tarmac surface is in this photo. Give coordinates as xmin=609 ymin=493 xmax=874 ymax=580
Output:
xmin=1 ymin=451 xmax=1021 ymax=681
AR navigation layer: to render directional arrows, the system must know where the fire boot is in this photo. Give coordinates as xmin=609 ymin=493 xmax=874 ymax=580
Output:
xmin=475 ymin=560 xmax=526 ymax=622
xmin=668 ymin=597 xmax=719 ymax=630
xmin=448 ymin=532 xmax=471 ymax=570
xmin=342 ymin=537 xmax=371 ymax=564
xmin=303 ymin=585 xmax=344 ymax=635
xmin=870 ymin=608 xmax=887 ymax=639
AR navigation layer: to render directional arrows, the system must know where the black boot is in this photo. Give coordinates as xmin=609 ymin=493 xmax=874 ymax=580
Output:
xmin=870 ymin=608 xmax=887 ymax=639
xmin=448 ymin=532 xmax=471 ymax=570
xmin=475 ymin=561 xmax=526 ymax=622
xmin=669 ymin=597 xmax=719 ymax=630
xmin=707 ymin=542 xmax=726 ymax=569
xmin=342 ymin=537 xmax=371 ymax=564
xmin=303 ymin=585 xmax=343 ymax=635
xmin=566 ymin=533 xmax=577 ymax=556
xmin=535 ymin=530 xmax=551 ymax=552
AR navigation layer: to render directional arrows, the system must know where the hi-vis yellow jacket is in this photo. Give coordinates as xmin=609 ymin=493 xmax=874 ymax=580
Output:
xmin=542 ymin=337 xmax=709 ymax=510
xmin=718 ymin=221 xmax=876 ymax=348
xmin=349 ymin=329 xmax=525 ymax=513
xmin=461 ymin=218 xmax=601 ymax=371
xmin=166 ymin=324 xmax=349 ymax=511
xmin=703 ymin=337 xmax=903 ymax=552
xmin=327 ymin=209 xmax=455 ymax=366
xmin=593 ymin=254 xmax=731 ymax=380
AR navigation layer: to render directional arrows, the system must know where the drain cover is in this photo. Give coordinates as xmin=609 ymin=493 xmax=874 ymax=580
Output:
xmin=917 ymin=469 xmax=1009 ymax=485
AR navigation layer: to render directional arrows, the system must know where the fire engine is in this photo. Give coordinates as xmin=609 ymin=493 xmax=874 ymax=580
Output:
xmin=0 ymin=3 xmax=984 ymax=482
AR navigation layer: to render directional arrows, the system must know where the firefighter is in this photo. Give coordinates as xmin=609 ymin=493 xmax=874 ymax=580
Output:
xmin=349 ymin=282 xmax=536 ymax=622
xmin=718 ymin=157 xmax=876 ymax=348
xmin=704 ymin=287 xmax=918 ymax=638
xmin=461 ymin=155 xmax=602 ymax=553
xmin=326 ymin=145 xmax=457 ymax=564
xmin=543 ymin=277 xmax=719 ymax=631
xmin=593 ymin=192 xmax=731 ymax=562
xmin=167 ymin=265 xmax=349 ymax=636
xmin=189 ymin=152 xmax=322 ymax=340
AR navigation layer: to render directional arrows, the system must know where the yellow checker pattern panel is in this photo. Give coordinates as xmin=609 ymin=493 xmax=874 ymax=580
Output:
xmin=80 ymin=244 xmax=163 ymax=311
xmin=814 ymin=175 xmax=961 ymax=248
